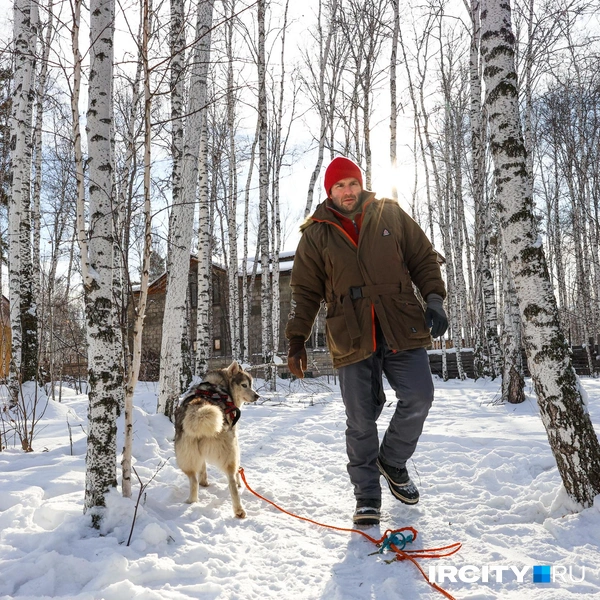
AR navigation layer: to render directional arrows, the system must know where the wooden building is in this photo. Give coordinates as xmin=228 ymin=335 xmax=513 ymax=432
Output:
xmin=136 ymin=252 xmax=328 ymax=380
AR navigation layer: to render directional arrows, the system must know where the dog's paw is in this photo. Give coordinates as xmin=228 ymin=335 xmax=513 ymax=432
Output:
xmin=234 ymin=508 xmax=246 ymax=518
xmin=185 ymin=497 xmax=198 ymax=504
xmin=199 ymin=480 xmax=209 ymax=487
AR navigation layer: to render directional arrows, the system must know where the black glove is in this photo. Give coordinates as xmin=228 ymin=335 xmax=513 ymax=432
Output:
xmin=425 ymin=293 xmax=448 ymax=338
xmin=287 ymin=337 xmax=307 ymax=379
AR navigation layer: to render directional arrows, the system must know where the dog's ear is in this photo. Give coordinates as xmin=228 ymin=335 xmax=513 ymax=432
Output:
xmin=227 ymin=360 xmax=240 ymax=375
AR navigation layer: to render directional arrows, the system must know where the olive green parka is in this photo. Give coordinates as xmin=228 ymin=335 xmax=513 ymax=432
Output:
xmin=285 ymin=191 xmax=446 ymax=368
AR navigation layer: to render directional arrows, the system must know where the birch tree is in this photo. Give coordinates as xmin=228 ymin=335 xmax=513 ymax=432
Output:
xmin=169 ymin=0 xmax=185 ymax=271
xmin=1 ymin=63 xmax=10 ymax=376
xmin=225 ymin=0 xmax=240 ymax=362
xmin=436 ymin=18 xmax=468 ymax=378
xmin=9 ymin=0 xmax=39 ymax=397
xmin=257 ymin=0 xmax=273 ymax=383
xmin=303 ymin=0 xmax=339 ymax=217
xmin=18 ymin=2 xmax=39 ymax=387
xmin=480 ymin=0 xmax=600 ymax=507
xmin=389 ymin=0 xmax=399 ymax=200
xmin=241 ymin=123 xmax=258 ymax=364
xmin=0 ymin=63 xmax=10 ymax=210
xmin=157 ymin=0 xmax=214 ymax=418
xmin=69 ymin=0 xmax=90 ymax=291
xmin=83 ymin=0 xmax=123 ymax=523
xmin=469 ymin=0 xmax=501 ymax=378
xmin=269 ymin=0 xmax=295 ymax=375
xmin=195 ymin=114 xmax=211 ymax=377
xmin=501 ymin=252 xmax=524 ymax=403
xmin=122 ymin=0 xmax=153 ymax=499
xmin=31 ymin=0 xmax=54 ymax=369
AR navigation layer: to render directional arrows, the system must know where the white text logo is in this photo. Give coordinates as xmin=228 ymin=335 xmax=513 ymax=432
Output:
xmin=428 ymin=564 xmax=586 ymax=584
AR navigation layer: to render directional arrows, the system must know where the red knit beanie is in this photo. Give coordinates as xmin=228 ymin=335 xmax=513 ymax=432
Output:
xmin=324 ymin=157 xmax=363 ymax=195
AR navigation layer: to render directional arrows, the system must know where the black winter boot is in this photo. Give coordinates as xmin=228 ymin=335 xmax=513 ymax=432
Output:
xmin=377 ymin=458 xmax=420 ymax=504
xmin=353 ymin=498 xmax=381 ymax=526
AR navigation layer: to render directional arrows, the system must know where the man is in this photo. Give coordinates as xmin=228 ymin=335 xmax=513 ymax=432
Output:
xmin=285 ymin=156 xmax=448 ymax=527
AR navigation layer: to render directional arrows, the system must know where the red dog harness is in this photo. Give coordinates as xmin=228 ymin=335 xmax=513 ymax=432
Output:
xmin=183 ymin=384 xmax=241 ymax=428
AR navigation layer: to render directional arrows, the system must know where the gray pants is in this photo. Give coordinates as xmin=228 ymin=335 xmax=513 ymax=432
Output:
xmin=338 ymin=335 xmax=434 ymax=501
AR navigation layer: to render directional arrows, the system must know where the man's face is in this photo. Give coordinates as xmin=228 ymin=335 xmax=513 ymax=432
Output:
xmin=329 ymin=177 xmax=362 ymax=214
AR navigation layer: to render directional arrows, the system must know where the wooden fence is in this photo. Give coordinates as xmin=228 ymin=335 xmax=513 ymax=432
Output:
xmin=49 ymin=345 xmax=599 ymax=383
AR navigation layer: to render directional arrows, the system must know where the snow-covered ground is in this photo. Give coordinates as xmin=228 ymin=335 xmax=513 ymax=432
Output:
xmin=2 ymin=374 xmax=600 ymax=600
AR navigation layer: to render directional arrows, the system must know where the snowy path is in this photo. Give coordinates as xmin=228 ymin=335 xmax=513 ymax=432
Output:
xmin=1 ymin=377 xmax=600 ymax=599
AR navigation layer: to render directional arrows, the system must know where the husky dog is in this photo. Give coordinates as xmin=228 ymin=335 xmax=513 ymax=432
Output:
xmin=174 ymin=361 xmax=259 ymax=518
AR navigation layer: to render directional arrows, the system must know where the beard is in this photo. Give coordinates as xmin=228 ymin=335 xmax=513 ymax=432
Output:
xmin=336 ymin=195 xmax=360 ymax=214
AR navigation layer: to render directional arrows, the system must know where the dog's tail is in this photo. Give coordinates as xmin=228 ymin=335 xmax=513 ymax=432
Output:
xmin=182 ymin=404 xmax=223 ymax=438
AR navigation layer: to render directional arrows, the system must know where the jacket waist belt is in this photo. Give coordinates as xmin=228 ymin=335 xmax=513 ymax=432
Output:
xmin=342 ymin=284 xmax=402 ymax=340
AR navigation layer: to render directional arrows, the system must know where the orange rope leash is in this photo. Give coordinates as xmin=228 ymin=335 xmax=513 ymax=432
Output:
xmin=239 ymin=467 xmax=462 ymax=600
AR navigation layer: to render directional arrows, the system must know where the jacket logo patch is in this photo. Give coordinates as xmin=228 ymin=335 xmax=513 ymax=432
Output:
xmin=382 ymin=229 xmax=390 ymax=236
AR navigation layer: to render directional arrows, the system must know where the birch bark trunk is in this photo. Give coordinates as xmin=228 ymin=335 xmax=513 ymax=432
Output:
xmin=257 ymin=0 xmax=273 ymax=384
xmin=31 ymin=0 xmax=53 ymax=375
xmin=476 ymin=194 xmax=502 ymax=378
xmin=481 ymin=0 xmax=600 ymax=506
xmin=83 ymin=0 xmax=122 ymax=524
xmin=9 ymin=0 xmax=39 ymax=394
xmin=169 ymin=0 xmax=185 ymax=224
xmin=436 ymin=112 xmax=462 ymax=379
xmin=389 ymin=0 xmax=399 ymax=200
xmin=436 ymin=21 xmax=465 ymax=379
xmin=196 ymin=114 xmax=211 ymax=377
xmin=451 ymin=108 xmax=473 ymax=347
xmin=450 ymin=125 xmax=470 ymax=362
xmin=158 ymin=0 xmax=214 ymax=417
xmin=270 ymin=0 xmax=291 ymax=380
xmin=122 ymin=0 xmax=153 ymax=499
xmin=70 ymin=0 xmax=90 ymax=289
xmin=549 ymin=146 xmax=567 ymax=311
xmin=225 ymin=3 xmax=240 ymax=361
xmin=470 ymin=0 xmax=501 ymax=378
xmin=501 ymin=253 xmax=525 ymax=403
xmin=241 ymin=124 xmax=258 ymax=364
xmin=69 ymin=0 xmax=90 ymax=403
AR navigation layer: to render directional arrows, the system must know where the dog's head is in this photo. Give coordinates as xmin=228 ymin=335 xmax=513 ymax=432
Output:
xmin=205 ymin=361 xmax=260 ymax=408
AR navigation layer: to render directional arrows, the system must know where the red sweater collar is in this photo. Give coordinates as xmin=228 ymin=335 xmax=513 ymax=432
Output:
xmin=326 ymin=204 xmax=364 ymax=245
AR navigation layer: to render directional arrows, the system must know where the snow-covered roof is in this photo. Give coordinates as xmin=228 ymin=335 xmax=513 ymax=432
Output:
xmin=243 ymin=251 xmax=295 ymax=275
